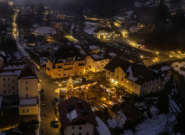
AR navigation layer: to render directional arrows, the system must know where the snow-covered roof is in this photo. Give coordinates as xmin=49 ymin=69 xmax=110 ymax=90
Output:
xmin=20 ymin=98 xmax=37 ymax=106
xmin=92 ymin=107 xmax=100 ymax=112
xmin=20 ymin=76 xmax=37 ymax=79
xmin=84 ymin=27 xmax=96 ymax=35
xmin=0 ymin=70 xmax=22 ymax=76
xmin=161 ymin=66 xmax=170 ymax=71
xmin=75 ymin=45 xmax=82 ymax=49
xmin=126 ymin=65 xmax=133 ymax=74
xmin=3 ymin=64 xmax=25 ymax=70
xmin=109 ymin=53 xmax=117 ymax=58
xmin=0 ymin=57 xmax=3 ymax=62
xmin=118 ymin=99 xmax=125 ymax=103
xmin=0 ymin=50 xmax=6 ymax=56
xmin=90 ymin=45 xmax=99 ymax=50
xmin=91 ymin=55 xmax=101 ymax=60
xmin=126 ymin=73 xmax=138 ymax=82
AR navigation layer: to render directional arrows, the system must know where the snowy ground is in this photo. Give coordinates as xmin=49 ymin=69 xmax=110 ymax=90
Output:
xmin=107 ymin=110 xmax=127 ymax=129
xmin=171 ymin=61 xmax=185 ymax=76
xmin=123 ymin=105 xmax=176 ymax=135
xmin=123 ymin=81 xmax=180 ymax=135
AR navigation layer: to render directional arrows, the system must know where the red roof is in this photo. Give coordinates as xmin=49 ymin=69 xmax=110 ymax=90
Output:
xmin=58 ymin=97 xmax=98 ymax=129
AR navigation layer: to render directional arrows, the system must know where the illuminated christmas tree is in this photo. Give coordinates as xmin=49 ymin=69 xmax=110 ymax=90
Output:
xmin=67 ymin=77 xmax=74 ymax=92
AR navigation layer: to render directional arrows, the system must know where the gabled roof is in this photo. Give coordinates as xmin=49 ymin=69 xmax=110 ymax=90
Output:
xmin=58 ymin=97 xmax=98 ymax=129
xmin=48 ymin=46 xmax=84 ymax=64
xmin=105 ymin=58 xmax=159 ymax=85
xmin=90 ymin=53 xmax=112 ymax=61
xmin=104 ymin=57 xmax=130 ymax=72
xmin=149 ymin=62 xmax=171 ymax=72
xmin=0 ymin=58 xmax=37 ymax=79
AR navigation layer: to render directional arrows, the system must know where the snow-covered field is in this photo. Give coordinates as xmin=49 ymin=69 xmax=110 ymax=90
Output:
xmin=171 ymin=61 xmax=185 ymax=76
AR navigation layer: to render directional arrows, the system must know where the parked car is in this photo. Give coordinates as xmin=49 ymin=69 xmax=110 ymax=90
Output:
xmin=41 ymin=101 xmax=45 ymax=106
xmin=55 ymin=102 xmax=59 ymax=109
xmin=55 ymin=109 xmax=59 ymax=116
xmin=54 ymin=118 xmax=59 ymax=127
xmin=41 ymin=94 xmax=45 ymax=100
xmin=54 ymin=96 xmax=59 ymax=103
xmin=41 ymin=89 xmax=44 ymax=94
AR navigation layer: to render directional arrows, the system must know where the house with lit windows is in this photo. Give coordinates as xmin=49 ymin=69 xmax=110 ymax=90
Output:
xmin=0 ymin=58 xmax=38 ymax=115
xmin=93 ymin=27 xmax=113 ymax=39
xmin=86 ymin=53 xmax=112 ymax=73
xmin=104 ymin=57 xmax=170 ymax=96
xmin=59 ymin=97 xmax=98 ymax=135
xmin=46 ymin=46 xmax=85 ymax=78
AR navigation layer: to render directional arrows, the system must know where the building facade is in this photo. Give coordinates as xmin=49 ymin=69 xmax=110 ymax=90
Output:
xmin=0 ymin=58 xmax=38 ymax=115
xmin=46 ymin=46 xmax=85 ymax=78
xmin=104 ymin=57 xmax=170 ymax=96
xmin=59 ymin=97 xmax=98 ymax=135
xmin=93 ymin=27 xmax=113 ymax=39
xmin=86 ymin=53 xmax=111 ymax=73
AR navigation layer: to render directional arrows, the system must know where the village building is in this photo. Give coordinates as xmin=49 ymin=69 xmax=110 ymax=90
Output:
xmin=0 ymin=58 xmax=38 ymax=115
xmin=104 ymin=57 xmax=170 ymax=96
xmin=58 ymin=97 xmax=98 ymax=135
xmin=86 ymin=53 xmax=112 ymax=73
xmin=46 ymin=46 xmax=85 ymax=78
xmin=93 ymin=27 xmax=113 ymax=39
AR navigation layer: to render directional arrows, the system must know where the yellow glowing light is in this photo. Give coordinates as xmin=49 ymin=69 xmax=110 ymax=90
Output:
xmin=156 ymin=52 xmax=159 ymax=54
xmin=140 ymin=55 xmax=143 ymax=58
xmin=64 ymin=35 xmax=78 ymax=42
xmin=114 ymin=22 xmax=120 ymax=27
